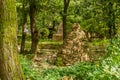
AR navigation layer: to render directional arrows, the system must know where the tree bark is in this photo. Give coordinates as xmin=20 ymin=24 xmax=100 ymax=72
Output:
xmin=108 ymin=2 xmax=116 ymax=38
xmin=29 ymin=3 xmax=39 ymax=54
xmin=0 ymin=0 xmax=24 ymax=80
xmin=63 ymin=0 xmax=70 ymax=39
xmin=20 ymin=2 xmax=27 ymax=54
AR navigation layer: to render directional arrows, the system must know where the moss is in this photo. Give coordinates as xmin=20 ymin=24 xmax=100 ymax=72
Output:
xmin=0 ymin=0 xmax=24 ymax=79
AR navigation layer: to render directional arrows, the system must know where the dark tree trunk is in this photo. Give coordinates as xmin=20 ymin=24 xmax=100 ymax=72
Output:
xmin=63 ymin=0 xmax=70 ymax=39
xmin=53 ymin=20 xmax=56 ymax=30
xmin=0 ymin=0 xmax=24 ymax=79
xmin=49 ymin=20 xmax=56 ymax=38
xmin=108 ymin=2 xmax=116 ymax=38
xmin=20 ymin=2 xmax=27 ymax=54
xmin=108 ymin=2 xmax=112 ymax=38
xmin=112 ymin=7 xmax=116 ymax=36
xmin=29 ymin=3 xmax=39 ymax=55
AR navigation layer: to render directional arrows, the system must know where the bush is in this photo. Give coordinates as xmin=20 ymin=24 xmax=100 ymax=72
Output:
xmin=40 ymin=28 xmax=50 ymax=39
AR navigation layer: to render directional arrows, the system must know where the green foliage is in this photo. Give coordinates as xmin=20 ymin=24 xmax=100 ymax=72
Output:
xmin=78 ymin=0 xmax=120 ymax=38
xmin=17 ymin=0 xmax=120 ymax=40
xmin=91 ymin=39 xmax=109 ymax=46
xmin=20 ymin=36 xmax=120 ymax=80
xmin=20 ymin=55 xmax=41 ymax=80
xmin=40 ymin=28 xmax=50 ymax=39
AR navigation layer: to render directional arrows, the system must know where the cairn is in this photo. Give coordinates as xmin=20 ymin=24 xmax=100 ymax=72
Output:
xmin=57 ymin=23 xmax=89 ymax=65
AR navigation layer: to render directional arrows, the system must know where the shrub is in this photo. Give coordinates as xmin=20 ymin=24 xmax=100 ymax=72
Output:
xmin=40 ymin=28 xmax=50 ymax=39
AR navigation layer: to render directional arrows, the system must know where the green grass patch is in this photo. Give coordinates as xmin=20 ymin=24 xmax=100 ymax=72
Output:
xmin=91 ymin=39 xmax=109 ymax=46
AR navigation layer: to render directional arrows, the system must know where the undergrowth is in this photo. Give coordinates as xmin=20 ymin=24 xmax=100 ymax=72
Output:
xmin=20 ymin=35 xmax=120 ymax=80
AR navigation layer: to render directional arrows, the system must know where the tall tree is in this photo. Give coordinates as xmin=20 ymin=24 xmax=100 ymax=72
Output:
xmin=107 ymin=2 xmax=116 ymax=38
xmin=0 ymin=0 xmax=24 ymax=79
xmin=29 ymin=1 xmax=39 ymax=55
xmin=63 ymin=0 xmax=70 ymax=39
xmin=20 ymin=0 xmax=28 ymax=53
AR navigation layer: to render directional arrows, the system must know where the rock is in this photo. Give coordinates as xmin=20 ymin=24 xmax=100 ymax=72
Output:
xmin=57 ymin=23 xmax=90 ymax=65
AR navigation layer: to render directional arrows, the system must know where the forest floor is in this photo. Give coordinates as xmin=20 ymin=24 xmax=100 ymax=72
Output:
xmin=27 ymin=39 xmax=109 ymax=70
xmin=20 ymin=39 xmax=111 ymax=80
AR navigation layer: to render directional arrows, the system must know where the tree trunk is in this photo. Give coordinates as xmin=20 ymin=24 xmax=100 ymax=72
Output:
xmin=0 ymin=0 xmax=24 ymax=80
xmin=112 ymin=4 xmax=116 ymax=36
xmin=52 ymin=20 xmax=56 ymax=30
xmin=63 ymin=0 xmax=70 ymax=39
xmin=20 ymin=2 xmax=27 ymax=54
xmin=29 ymin=3 xmax=39 ymax=55
xmin=108 ymin=2 xmax=116 ymax=38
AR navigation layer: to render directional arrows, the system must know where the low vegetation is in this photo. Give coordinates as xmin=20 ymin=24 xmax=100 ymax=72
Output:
xmin=20 ymin=36 xmax=120 ymax=80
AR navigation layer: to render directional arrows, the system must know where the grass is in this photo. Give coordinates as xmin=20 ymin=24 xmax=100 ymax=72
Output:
xmin=90 ymin=39 xmax=109 ymax=46
xmin=20 ymin=54 xmax=120 ymax=80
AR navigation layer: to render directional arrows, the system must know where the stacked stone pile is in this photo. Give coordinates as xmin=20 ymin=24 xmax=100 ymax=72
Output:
xmin=58 ymin=23 xmax=90 ymax=65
